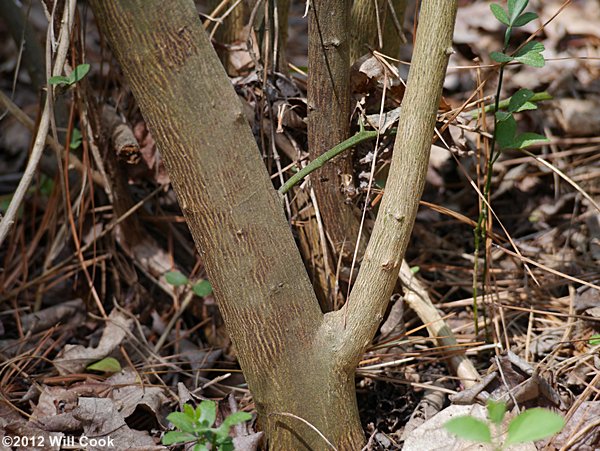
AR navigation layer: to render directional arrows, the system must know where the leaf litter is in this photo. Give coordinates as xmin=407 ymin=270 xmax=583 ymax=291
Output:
xmin=0 ymin=1 xmax=599 ymax=450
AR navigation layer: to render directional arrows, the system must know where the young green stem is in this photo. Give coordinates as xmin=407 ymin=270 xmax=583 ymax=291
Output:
xmin=469 ymin=91 xmax=551 ymax=118
xmin=472 ymin=55 xmax=507 ymax=336
xmin=279 ymin=129 xmax=388 ymax=195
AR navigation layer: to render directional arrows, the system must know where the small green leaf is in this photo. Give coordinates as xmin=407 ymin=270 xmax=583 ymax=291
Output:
xmin=514 ymin=41 xmax=545 ymax=67
xmin=490 ymin=52 xmax=514 ymax=63
xmin=512 ymin=132 xmax=549 ymax=149
xmin=167 ymin=411 xmax=196 ymax=433
xmin=508 ymin=89 xmax=534 ymax=113
xmin=505 ymin=408 xmax=564 ymax=445
xmin=589 ymin=334 xmax=600 ymax=346
xmin=515 ymin=51 xmax=545 ymax=68
xmin=48 ymin=75 xmax=70 ymax=85
xmin=70 ymin=127 xmax=82 ymax=149
xmin=68 ymin=63 xmax=90 ymax=84
xmin=508 ymin=0 xmax=529 ymax=24
xmin=217 ymin=439 xmax=235 ymax=451
xmin=513 ymin=11 xmax=538 ymax=27
xmin=193 ymin=444 xmax=210 ymax=451
xmin=495 ymin=111 xmax=512 ymax=122
xmin=487 ymin=400 xmax=507 ymax=425
xmin=496 ymin=115 xmax=517 ymax=149
xmin=165 ymin=270 xmax=189 ymax=286
xmin=86 ymin=357 xmax=122 ymax=373
xmin=198 ymin=400 xmax=217 ymax=427
xmin=444 ymin=416 xmax=492 ymax=443
xmin=410 ymin=266 xmax=420 ymax=274
xmin=490 ymin=4 xmax=510 ymax=26
xmin=192 ymin=280 xmax=213 ymax=297
xmin=515 ymin=101 xmax=537 ymax=112
xmin=183 ymin=403 xmax=196 ymax=420
xmin=214 ymin=424 xmax=231 ymax=441
xmin=162 ymin=431 xmax=197 ymax=445
xmin=515 ymin=41 xmax=545 ymax=57
xmin=222 ymin=411 xmax=252 ymax=428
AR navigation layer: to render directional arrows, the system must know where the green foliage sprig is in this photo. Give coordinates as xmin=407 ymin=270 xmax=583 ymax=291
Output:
xmin=444 ymin=400 xmax=564 ymax=449
xmin=472 ymin=0 xmax=549 ymax=334
xmin=162 ymin=401 xmax=252 ymax=451
xmin=165 ymin=270 xmax=213 ymax=297
xmin=48 ymin=63 xmax=90 ymax=86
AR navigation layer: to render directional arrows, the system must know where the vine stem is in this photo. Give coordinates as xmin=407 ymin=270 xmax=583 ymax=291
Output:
xmin=472 ymin=55 xmax=506 ymax=336
xmin=278 ymin=128 xmax=389 ymax=195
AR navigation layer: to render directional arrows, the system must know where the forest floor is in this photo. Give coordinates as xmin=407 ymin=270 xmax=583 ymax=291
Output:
xmin=1 ymin=0 xmax=599 ymax=450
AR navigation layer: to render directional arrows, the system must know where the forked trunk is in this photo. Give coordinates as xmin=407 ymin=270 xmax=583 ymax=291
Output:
xmin=89 ymin=0 xmax=458 ymax=448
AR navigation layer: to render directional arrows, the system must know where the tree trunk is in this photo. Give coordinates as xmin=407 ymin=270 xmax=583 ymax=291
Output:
xmin=307 ymin=0 xmax=361 ymax=265
xmin=89 ymin=0 xmax=458 ymax=448
xmin=207 ymin=0 xmax=247 ymax=75
xmin=89 ymin=0 xmax=363 ymax=448
xmin=273 ymin=0 xmax=290 ymax=72
xmin=350 ymin=0 xmax=408 ymax=63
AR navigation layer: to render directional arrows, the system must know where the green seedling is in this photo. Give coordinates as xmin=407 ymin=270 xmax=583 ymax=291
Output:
xmin=70 ymin=127 xmax=83 ymax=149
xmin=48 ymin=63 xmax=90 ymax=86
xmin=445 ymin=400 xmax=564 ymax=450
xmin=165 ymin=270 xmax=213 ymax=297
xmin=162 ymin=401 xmax=252 ymax=451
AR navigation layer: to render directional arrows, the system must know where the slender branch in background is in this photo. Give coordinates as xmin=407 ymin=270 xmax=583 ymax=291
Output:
xmin=0 ymin=0 xmax=77 ymax=248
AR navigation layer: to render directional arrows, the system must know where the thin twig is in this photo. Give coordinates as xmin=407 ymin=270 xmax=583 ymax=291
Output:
xmin=0 ymin=0 xmax=76 ymax=247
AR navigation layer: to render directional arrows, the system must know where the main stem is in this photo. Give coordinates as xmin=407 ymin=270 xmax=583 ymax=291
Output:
xmin=89 ymin=1 xmax=364 ymax=448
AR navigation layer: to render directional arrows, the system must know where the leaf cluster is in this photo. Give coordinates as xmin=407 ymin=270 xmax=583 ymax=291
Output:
xmin=445 ymin=400 xmax=564 ymax=449
xmin=48 ymin=63 xmax=91 ymax=86
xmin=490 ymin=0 xmax=544 ymax=67
xmin=487 ymin=1 xmax=550 ymax=151
xmin=165 ymin=270 xmax=213 ymax=297
xmin=495 ymin=88 xmax=548 ymax=150
xmin=162 ymin=401 xmax=252 ymax=451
